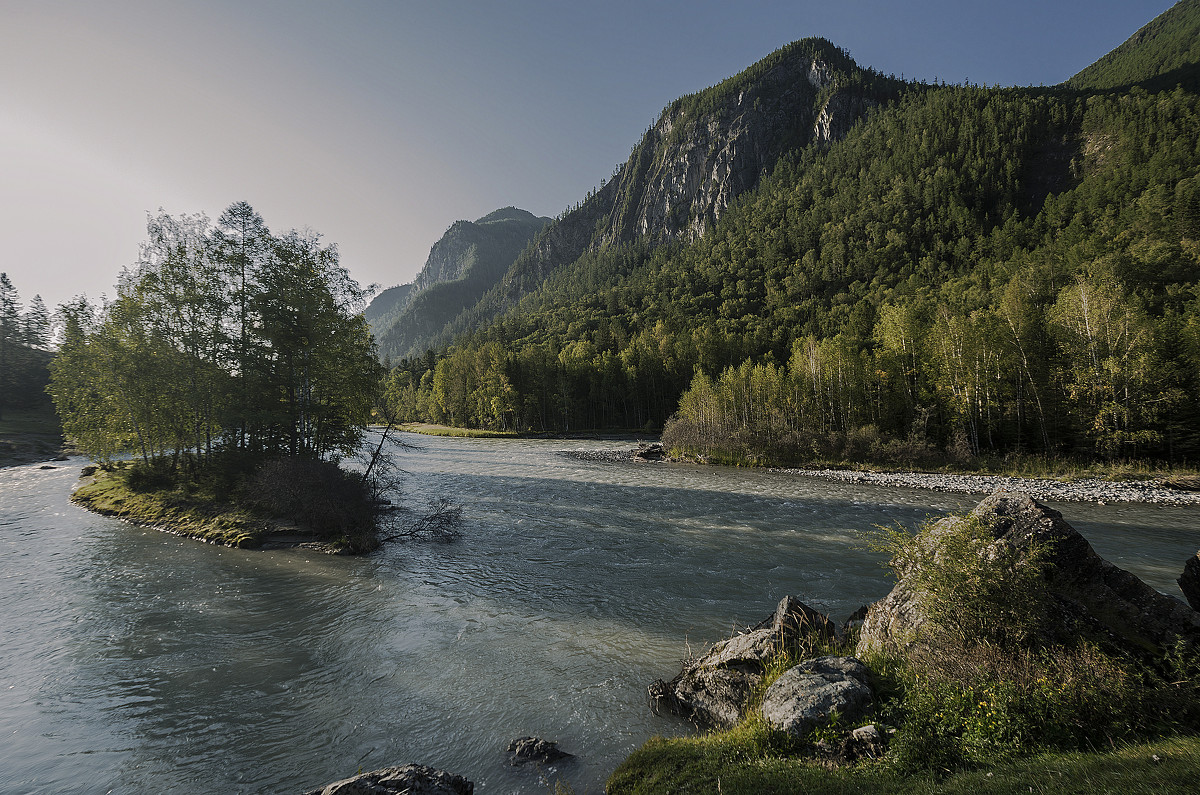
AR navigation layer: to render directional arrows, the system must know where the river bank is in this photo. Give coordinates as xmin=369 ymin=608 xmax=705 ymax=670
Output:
xmin=0 ymin=405 xmax=65 ymax=468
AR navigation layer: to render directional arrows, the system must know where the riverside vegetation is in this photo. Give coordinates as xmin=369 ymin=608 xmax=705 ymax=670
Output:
xmin=49 ymin=203 xmax=405 ymax=552
xmin=610 ymin=493 xmax=1200 ymax=794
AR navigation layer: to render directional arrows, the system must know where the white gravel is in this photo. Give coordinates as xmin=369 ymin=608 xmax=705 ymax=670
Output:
xmin=771 ymin=468 xmax=1200 ymax=506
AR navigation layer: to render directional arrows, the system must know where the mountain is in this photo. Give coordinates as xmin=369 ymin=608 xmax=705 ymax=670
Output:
xmin=367 ymin=207 xmax=549 ymax=360
xmin=422 ymin=38 xmax=902 ymax=351
xmin=1067 ymin=0 xmax=1200 ymax=92
xmin=384 ymin=8 xmax=1200 ymax=466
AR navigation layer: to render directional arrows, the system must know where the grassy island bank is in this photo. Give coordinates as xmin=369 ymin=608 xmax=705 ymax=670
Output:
xmin=72 ymin=457 xmax=380 ymax=554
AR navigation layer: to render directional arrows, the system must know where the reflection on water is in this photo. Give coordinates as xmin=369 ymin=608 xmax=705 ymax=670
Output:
xmin=1 ymin=438 xmax=1198 ymax=793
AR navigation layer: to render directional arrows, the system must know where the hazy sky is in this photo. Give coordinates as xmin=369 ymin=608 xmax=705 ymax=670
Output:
xmin=0 ymin=0 xmax=1176 ymax=314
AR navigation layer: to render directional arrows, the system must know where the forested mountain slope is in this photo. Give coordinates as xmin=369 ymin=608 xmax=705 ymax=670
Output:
xmin=368 ymin=207 xmax=549 ymax=360
xmin=1068 ymin=0 xmax=1200 ymax=92
xmin=385 ymin=3 xmax=1200 ymax=465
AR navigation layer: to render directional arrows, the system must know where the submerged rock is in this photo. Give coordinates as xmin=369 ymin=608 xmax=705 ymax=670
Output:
xmin=857 ymin=490 xmax=1200 ymax=661
xmin=303 ymin=764 xmax=473 ymax=795
xmin=649 ymin=595 xmax=837 ymax=728
xmin=507 ymin=736 xmax=573 ymax=766
xmin=759 ymin=656 xmax=873 ymax=738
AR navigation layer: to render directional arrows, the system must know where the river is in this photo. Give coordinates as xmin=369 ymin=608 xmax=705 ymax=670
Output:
xmin=2 ymin=435 xmax=1198 ymax=794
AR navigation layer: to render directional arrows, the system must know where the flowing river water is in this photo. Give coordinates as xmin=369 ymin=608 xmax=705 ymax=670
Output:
xmin=2 ymin=435 xmax=1199 ymax=794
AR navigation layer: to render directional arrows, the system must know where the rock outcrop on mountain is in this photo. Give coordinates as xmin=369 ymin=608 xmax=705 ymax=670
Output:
xmin=426 ymin=38 xmax=900 ymax=351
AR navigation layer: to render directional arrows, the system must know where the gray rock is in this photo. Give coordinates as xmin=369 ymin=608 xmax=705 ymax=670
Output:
xmin=649 ymin=596 xmax=836 ymax=728
xmin=840 ymin=724 xmax=888 ymax=762
xmin=507 ymin=736 xmax=573 ymax=766
xmin=303 ymin=764 xmax=473 ymax=795
xmin=1180 ymin=552 xmax=1200 ymax=612
xmin=632 ymin=443 xmax=665 ymax=461
xmin=857 ymin=490 xmax=1200 ymax=661
xmin=759 ymin=656 xmax=873 ymax=737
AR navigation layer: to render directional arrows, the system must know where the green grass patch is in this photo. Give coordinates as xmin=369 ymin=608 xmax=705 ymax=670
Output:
xmin=608 ymin=734 xmax=1200 ymax=794
xmin=396 ymin=422 xmax=519 ymax=439
xmin=72 ymin=465 xmax=271 ymax=548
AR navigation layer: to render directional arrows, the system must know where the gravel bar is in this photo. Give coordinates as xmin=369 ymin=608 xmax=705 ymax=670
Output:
xmin=772 ymin=468 xmax=1200 ymax=506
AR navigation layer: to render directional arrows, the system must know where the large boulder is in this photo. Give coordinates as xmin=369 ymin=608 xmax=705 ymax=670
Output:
xmin=858 ymin=490 xmax=1200 ymax=661
xmin=1180 ymin=552 xmax=1200 ymax=612
xmin=759 ymin=656 xmax=873 ymax=738
xmin=303 ymin=764 xmax=473 ymax=795
xmin=649 ymin=596 xmax=836 ymax=728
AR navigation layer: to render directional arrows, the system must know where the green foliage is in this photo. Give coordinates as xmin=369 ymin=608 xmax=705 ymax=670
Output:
xmin=240 ymin=457 xmax=378 ymax=552
xmin=48 ymin=204 xmax=383 ymax=466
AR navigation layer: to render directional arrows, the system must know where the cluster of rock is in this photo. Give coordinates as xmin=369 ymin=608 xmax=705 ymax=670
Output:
xmin=649 ymin=595 xmax=886 ymax=761
xmin=773 ymin=468 xmax=1200 ymax=505
xmin=649 ymin=596 xmax=841 ymax=728
xmin=557 ymin=443 xmax=667 ymax=464
xmin=303 ymin=764 xmax=473 ymax=795
xmin=857 ymin=491 xmax=1200 ymax=661
xmin=304 ymin=736 xmax=574 ymax=794
xmin=649 ymin=488 xmax=1200 ymax=763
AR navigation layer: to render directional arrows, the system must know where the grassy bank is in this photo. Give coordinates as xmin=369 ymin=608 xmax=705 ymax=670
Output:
xmin=73 ymin=465 xmax=275 ymax=548
xmin=608 ymin=733 xmax=1200 ymax=794
xmin=393 ymin=422 xmax=657 ymax=440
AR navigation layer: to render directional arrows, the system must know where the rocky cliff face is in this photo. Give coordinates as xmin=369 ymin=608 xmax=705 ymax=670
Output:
xmin=472 ymin=39 xmax=895 ymax=323
xmin=597 ymin=42 xmax=880 ymax=248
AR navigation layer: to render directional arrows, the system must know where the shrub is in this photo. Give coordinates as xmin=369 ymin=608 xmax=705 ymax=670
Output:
xmin=125 ymin=458 xmax=176 ymax=492
xmin=241 ymin=457 xmax=377 ymax=551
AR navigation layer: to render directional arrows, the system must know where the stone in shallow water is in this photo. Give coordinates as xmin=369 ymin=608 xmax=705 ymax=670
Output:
xmin=302 ymin=764 xmax=473 ymax=795
xmin=507 ymin=736 xmax=574 ymax=766
xmin=759 ymin=656 xmax=873 ymax=738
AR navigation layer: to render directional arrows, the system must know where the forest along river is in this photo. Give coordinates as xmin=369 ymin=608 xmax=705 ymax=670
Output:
xmin=2 ymin=435 xmax=1199 ymax=794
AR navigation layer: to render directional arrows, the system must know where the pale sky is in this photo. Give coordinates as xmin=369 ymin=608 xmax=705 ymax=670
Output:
xmin=0 ymin=0 xmax=1176 ymax=315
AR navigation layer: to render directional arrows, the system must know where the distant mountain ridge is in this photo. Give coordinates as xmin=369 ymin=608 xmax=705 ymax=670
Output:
xmin=367 ymin=207 xmax=549 ymax=360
